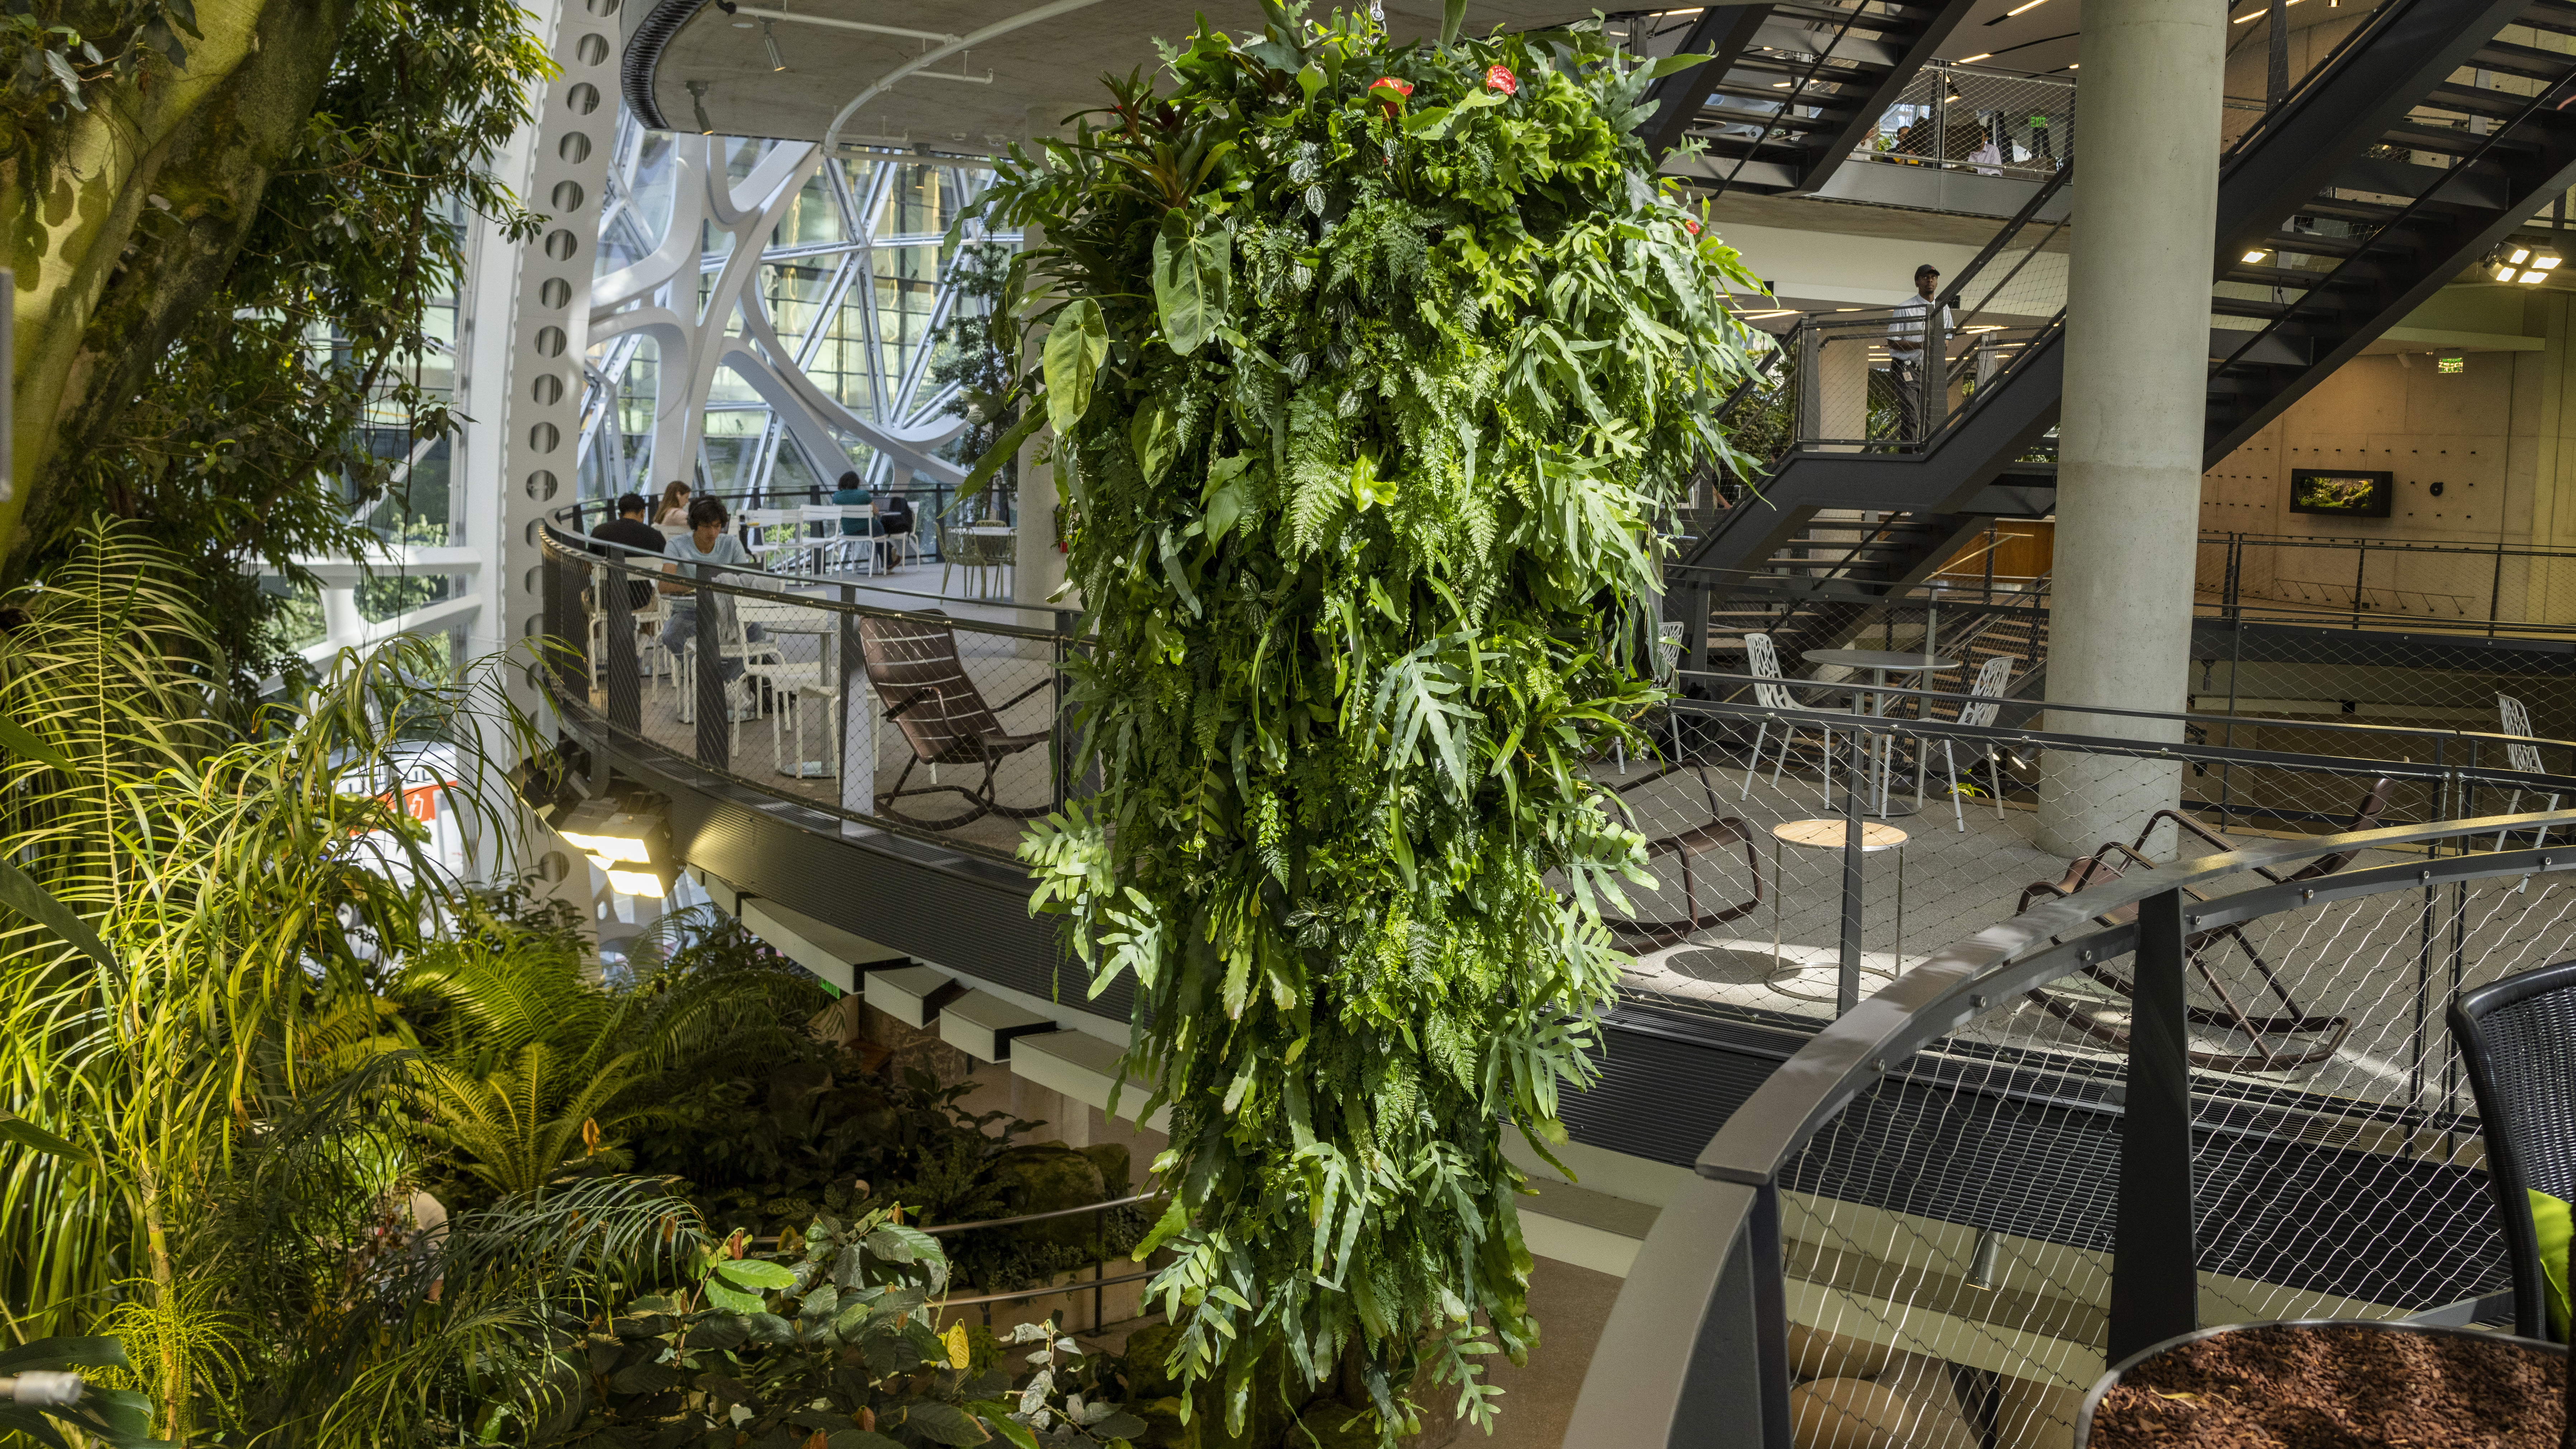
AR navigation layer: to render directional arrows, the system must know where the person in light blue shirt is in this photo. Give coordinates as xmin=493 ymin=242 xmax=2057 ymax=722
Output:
xmin=659 ymin=497 xmax=764 ymax=687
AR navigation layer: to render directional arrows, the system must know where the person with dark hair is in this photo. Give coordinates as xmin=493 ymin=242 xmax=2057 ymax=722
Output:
xmin=831 ymin=469 xmax=873 ymax=539
xmin=659 ymin=497 xmax=764 ymax=699
xmin=654 ymin=479 xmax=693 ymax=527
xmin=873 ymin=488 xmax=914 ymax=571
xmin=1885 ymin=262 xmax=1952 ymax=445
xmin=591 ymin=491 xmax=665 ymax=611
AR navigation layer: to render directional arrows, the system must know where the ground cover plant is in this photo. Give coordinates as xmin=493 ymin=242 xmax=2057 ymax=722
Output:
xmin=978 ymin=4 xmax=1769 ymax=1440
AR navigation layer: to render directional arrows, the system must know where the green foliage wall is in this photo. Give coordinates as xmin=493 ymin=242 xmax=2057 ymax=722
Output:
xmin=979 ymin=6 xmax=1768 ymax=1437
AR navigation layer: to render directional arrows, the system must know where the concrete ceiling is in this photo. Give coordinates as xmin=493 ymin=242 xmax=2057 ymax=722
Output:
xmin=630 ymin=0 xmax=1603 ymax=154
xmin=1947 ymin=0 xmax=2358 ymax=80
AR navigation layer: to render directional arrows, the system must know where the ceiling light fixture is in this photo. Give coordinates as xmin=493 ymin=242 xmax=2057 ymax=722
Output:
xmin=2005 ymin=0 xmax=2047 ymax=14
xmin=1957 ymin=52 xmax=1992 ymax=63
xmin=2233 ymin=0 xmax=2304 ymax=22
xmin=688 ymin=79 xmax=715 ymax=136
xmin=1966 ymin=1231 xmax=2001 ymax=1291
xmin=762 ymin=18 xmax=787 ymax=71
xmin=2243 ymin=249 xmax=2271 ymax=264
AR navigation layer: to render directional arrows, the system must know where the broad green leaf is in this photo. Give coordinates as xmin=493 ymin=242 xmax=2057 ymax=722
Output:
xmin=967 ymin=1405 xmax=1041 ymax=1449
xmin=1042 ymin=298 xmax=1107 ymax=434
xmin=1202 ymin=456 xmax=1253 ymax=543
xmin=1348 ymin=456 xmax=1397 ymax=513
xmin=702 ymin=1279 xmax=764 ymax=1314
xmin=1151 ymin=211 xmax=1230 ymax=356
xmin=713 ymin=1257 xmax=796 ymax=1290
xmin=1130 ymin=398 xmax=1179 ymax=483
xmin=826 ymin=1433 xmax=908 ymax=1449
xmin=1403 ymin=89 xmax=1504 ymax=139
xmin=1441 ymin=0 xmax=1468 ymax=43
xmin=901 ymin=1398 xmax=992 ymax=1445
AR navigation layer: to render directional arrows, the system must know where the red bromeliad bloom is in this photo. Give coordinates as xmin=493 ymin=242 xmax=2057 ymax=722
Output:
xmin=1485 ymin=65 xmax=1518 ymax=95
xmin=1370 ymin=75 xmax=1413 ymax=114
xmin=1684 ymin=217 xmax=1703 ymax=236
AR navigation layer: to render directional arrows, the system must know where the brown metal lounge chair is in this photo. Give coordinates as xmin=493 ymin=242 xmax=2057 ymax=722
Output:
xmin=858 ymin=612 xmax=1052 ymax=830
xmin=2017 ymin=778 xmax=2393 ymax=1072
xmin=1599 ymin=763 xmax=1765 ymax=951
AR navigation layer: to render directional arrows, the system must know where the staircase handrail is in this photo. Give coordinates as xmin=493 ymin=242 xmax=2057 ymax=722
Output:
xmin=2220 ymin=0 xmax=2427 ymax=167
xmin=2211 ymin=60 xmax=2576 ymax=380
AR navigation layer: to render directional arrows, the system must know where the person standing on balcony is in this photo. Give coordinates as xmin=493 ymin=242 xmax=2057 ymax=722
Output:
xmin=1885 ymin=263 xmax=1952 ymax=444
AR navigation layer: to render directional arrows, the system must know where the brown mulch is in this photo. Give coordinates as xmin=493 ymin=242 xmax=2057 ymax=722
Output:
xmin=2087 ymin=1324 xmax=2565 ymax=1448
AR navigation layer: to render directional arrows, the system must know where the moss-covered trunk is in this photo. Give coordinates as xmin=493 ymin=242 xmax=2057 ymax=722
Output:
xmin=0 ymin=0 xmax=356 ymax=569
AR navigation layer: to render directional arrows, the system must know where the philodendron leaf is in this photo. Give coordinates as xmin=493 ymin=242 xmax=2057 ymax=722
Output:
xmin=1043 ymin=299 xmax=1107 ymax=435
xmin=959 ymin=408 xmax=1046 ymax=502
xmin=1151 ymin=210 xmax=1230 ymax=356
xmin=1641 ymin=50 xmax=1717 ymax=80
xmin=1130 ymin=399 xmax=1179 ymax=483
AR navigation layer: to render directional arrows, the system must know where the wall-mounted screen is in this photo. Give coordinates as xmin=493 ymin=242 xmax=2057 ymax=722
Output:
xmin=2289 ymin=470 xmax=2393 ymax=518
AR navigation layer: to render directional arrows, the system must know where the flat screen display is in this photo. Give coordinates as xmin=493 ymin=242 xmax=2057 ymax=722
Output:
xmin=2289 ymin=470 xmax=2392 ymax=518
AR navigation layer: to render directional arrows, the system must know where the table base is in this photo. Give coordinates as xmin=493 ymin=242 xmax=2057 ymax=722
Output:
xmin=1765 ymin=959 xmax=1900 ymax=1004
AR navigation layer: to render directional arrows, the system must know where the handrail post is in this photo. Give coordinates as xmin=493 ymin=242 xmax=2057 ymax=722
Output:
xmin=1839 ymin=722 xmax=1867 ymax=1016
xmin=605 ymin=552 xmax=639 ymax=731
xmin=2107 ymin=884 xmax=2199 ymax=1362
xmin=1053 ymin=608 xmax=1076 ymax=813
xmin=696 ymin=573 xmax=728 ymax=770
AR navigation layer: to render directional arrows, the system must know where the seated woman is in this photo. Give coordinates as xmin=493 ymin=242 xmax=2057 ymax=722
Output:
xmin=653 ymin=479 xmax=693 ymax=527
xmin=659 ymin=498 xmax=764 ymax=692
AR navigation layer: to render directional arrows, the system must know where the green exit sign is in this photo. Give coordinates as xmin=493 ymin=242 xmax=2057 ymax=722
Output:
xmin=2437 ymin=355 xmax=2465 ymax=374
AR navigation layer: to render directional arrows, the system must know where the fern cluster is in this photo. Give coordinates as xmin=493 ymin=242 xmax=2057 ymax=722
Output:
xmin=973 ymin=5 xmax=1767 ymax=1440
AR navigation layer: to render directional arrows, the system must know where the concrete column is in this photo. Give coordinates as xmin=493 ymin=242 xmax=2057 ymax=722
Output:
xmin=1013 ymin=217 xmax=1071 ymax=615
xmin=2036 ymin=0 xmax=2225 ymax=858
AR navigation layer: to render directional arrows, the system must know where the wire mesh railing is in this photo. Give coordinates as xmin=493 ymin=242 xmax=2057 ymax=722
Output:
xmin=1564 ymin=796 xmax=2576 ymax=1448
xmin=1857 ymin=63 xmax=2073 ymax=183
xmin=539 ymin=512 xmax=1082 ymax=864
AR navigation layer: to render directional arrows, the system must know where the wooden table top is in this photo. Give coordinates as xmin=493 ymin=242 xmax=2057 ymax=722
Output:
xmin=1771 ymin=818 xmax=1909 ymax=851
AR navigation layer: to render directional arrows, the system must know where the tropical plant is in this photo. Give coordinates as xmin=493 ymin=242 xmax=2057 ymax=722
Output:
xmin=927 ymin=237 xmax=1026 ymax=520
xmin=346 ymin=912 xmax=824 ymax=1205
xmin=972 ymin=6 xmax=1766 ymax=1440
xmin=546 ymin=1204 xmax=1146 ymax=1449
xmin=6 ymin=0 xmax=553 ymax=684
xmin=0 ymin=523 xmax=540 ymax=1439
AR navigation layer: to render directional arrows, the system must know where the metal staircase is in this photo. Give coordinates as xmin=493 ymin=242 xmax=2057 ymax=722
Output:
xmin=1639 ymin=0 xmax=1978 ymax=197
xmin=1670 ymin=0 xmax=2576 ymax=687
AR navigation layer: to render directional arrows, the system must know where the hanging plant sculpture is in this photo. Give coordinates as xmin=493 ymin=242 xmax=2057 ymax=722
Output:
xmin=973 ymin=4 xmax=1766 ymax=1439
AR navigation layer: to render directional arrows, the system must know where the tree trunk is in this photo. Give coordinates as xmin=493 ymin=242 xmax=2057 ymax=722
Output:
xmin=0 ymin=0 xmax=358 ymax=570
xmin=136 ymin=1156 xmax=186 ymax=1443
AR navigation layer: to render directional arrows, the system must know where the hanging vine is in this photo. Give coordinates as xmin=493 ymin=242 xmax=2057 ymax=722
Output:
xmin=969 ymin=4 xmax=1767 ymax=1440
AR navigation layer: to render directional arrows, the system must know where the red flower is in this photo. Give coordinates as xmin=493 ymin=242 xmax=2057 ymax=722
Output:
xmin=1485 ymin=65 xmax=1517 ymax=96
xmin=1684 ymin=218 xmax=1702 ymax=236
xmin=1369 ymin=75 xmax=1413 ymax=116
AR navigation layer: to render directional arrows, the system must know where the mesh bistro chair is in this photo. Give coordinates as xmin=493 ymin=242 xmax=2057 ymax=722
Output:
xmin=1937 ymin=655 xmax=2013 ymax=833
xmin=857 ymin=612 xmax=1051 ymax=828
xmin=2495 ymin=693 xmax=2562 ymax=851
xmin=1739 ymin=631 xmax=1835 ymax=805
xmin=2013 ymin=777 xmax=2395 ymax=1072
xmin=1597 ymin=763 xmax=1764 ymax=951
xmin=2449 ymin=957 xmax=2576 ymax=1342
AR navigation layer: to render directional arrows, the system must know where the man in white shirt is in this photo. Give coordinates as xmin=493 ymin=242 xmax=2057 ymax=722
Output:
xmin=1885 ymin=263 xmax=1953 ymax=445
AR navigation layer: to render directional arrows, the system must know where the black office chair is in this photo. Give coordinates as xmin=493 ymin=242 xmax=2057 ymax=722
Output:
xmin=2448 ymin=956 xmax=2576 ymax=1342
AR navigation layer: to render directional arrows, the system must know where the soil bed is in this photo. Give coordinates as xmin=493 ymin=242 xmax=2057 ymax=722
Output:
xmin=2086 ymin=1323 xmax=2563 ymax=1448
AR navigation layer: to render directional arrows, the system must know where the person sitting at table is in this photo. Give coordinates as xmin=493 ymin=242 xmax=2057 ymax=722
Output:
xmin=873 ymin=489 xmax=914 ymax=569
xmin=591 ymin=492 xmax=664 ymax=612
xmin=653 ymin=479 xmax=693 ymax=527
xmin=831 ymin=470 xmax=873 ymax=537
xmin=659 ymin=497 xmax=764 ymax=696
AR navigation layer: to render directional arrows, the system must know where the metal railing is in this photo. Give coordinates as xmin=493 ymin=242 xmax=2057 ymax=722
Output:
xmin=1562 ymin=797 xmax=2576 ymax=1447
xmin=537 ymin=509 xmax=1082 ymax=865
xmin=1854 ymin=62 xmax=2072 ymax=183
xmin=2203 ymin=532 xmax=2576 ymax=638
xmin=920 ymin=1188 xmax=1166 ymax=1331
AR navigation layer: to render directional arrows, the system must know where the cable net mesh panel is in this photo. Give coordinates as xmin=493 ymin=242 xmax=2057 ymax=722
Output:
xmin=1684 ymin=855 xmax=2574 ymax=1449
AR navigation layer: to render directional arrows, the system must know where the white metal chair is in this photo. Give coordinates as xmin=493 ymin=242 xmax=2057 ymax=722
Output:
xmin=2496 ymin=693 xmax=2561 ymax=851
xmin=731 ymin=609 xmax=832 ymax=775
xmin=738 ymin=508 xmax=799 ymax=572
xmin=794 ymin=504 xmax=847 ymax=574
xmin=1739 ymin=632 xmax=1834 ymax=804
xmin=1939 ymin=655 xmax=2014 ymax=832
xmin=673 ymin=581 xmax=779 ymax=727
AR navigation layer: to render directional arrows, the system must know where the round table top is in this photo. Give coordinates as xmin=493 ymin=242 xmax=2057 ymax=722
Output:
xmin=1771 ymin=818 xmax=1909 ymax=851
xmin=1802 ymin=649 xmax=1961 ymax=672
